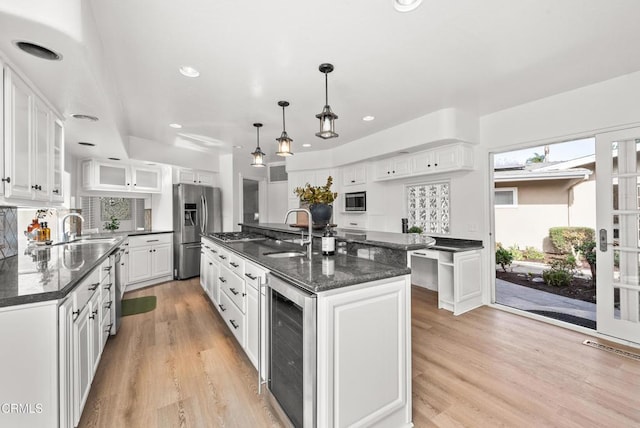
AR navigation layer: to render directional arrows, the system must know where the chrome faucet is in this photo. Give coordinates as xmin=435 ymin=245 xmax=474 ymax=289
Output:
xmin=284 ymin=208 xmax=313 ymax=259
xmin=59 ymin=213 xmax=85 ymax=243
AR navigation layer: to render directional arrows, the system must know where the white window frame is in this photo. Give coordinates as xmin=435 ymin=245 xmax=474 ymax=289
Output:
xmin=494 ymin=187 xmax=518 ymax=208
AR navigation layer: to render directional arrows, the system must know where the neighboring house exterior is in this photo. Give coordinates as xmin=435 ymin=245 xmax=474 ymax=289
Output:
xmin=494 ymin=155 xmax=595 ymax=252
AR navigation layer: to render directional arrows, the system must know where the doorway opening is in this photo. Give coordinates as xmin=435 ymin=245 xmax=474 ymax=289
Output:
xmin=492 ymin=138 xmax=597 ymax=329
xmin=243 ymin=178 xmax=260 ymax=224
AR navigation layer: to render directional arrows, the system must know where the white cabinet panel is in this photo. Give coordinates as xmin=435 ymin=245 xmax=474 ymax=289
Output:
xmin=51 ymin=119 xmax=64 ymax=202
xmin=342 ymin=163 xmax=367 ymax=186
xmin=82 ymin=159 xmax=163 ymax=193
xmin=127 ymin=234 xmax=174 ymax=288
xmin=132 ymin=166 xmax=161 ymax=192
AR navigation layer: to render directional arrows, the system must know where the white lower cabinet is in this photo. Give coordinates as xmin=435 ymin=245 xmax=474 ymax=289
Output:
xmin=73 ymin=300 xmax=92 ymax=425
xmin=200 ymin=237 xmax=267 ymax=374
xmin=126 ymin=234 xmax=173 ymax=290
xmin=409 ymin=248 xmax=483 ymax=315
xmin=316 ymin=275 xmax=412 ymax=428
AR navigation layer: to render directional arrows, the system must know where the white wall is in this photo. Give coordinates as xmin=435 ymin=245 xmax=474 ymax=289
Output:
xmin=267 ymin=181 xmax=288 ymax=223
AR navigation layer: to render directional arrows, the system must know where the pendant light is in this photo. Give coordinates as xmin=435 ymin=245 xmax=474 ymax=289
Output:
xmin=315 ymin=63 xmax=339 ymax=139
xmin=250 ymin=123 xmax=266 ymax=167
xmin=276 ymin=101 xmax=294 ymax=156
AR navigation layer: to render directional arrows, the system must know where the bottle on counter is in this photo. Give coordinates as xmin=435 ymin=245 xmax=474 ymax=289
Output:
xmin=38 ymin=222 xmax=46 ymax=242
xmin=322 ymin=226 xmax=335 ymax=256
xmin=43 ymin=222 xmax=51 ymax=242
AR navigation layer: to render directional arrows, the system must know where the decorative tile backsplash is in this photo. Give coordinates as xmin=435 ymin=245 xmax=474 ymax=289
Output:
xmin=0 ymin=206 xmax=18 ymax=260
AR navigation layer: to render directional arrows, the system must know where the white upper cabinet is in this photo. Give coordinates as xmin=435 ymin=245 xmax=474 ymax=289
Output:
xmin=2 ymin=65 xmax=64 ymax=202
xmin=82 ymin=159 xmax=162 ymax=193
xmin=411 ymin=143 xmax=474 ymax=176
xmin=374 ymin=155 xmax=411 ymax=180
xmin=342 ymin=163 xmax=367 ymax=186
xmin=51 ymin=119 xmax=64 ymax=202
xmin=175 ymin=168 xmax=217 ymax=186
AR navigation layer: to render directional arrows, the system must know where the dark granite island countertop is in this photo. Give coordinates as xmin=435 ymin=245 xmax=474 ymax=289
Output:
xmin=0 ymin=230 xmax=173 ymax=308
xmin=209 ymin=238 xmax=411 ymax=293
xmin=240 ymin=223 xmax=483 ymax=252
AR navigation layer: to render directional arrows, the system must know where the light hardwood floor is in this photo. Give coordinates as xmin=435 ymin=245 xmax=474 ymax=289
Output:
xmin=79 ymin=279 xmax=640 ymax=428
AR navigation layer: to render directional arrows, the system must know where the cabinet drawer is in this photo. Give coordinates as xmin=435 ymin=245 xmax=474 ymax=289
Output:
xmin=216 ymin=248 xmax=230 ymax=264
xmin=72 ymin=269 xmax=100 ymax=313
xmin=128 ymin=233 xmax=172 ymax=248
xmin=227 ymin=253 xmax=245 ymax=277
xmin=219 ymin=292 xmax=245 ymax=347
xmin=219 ymin=265 xmax=246 ymax=313
xmin=244 ymin=261 xmax=268 ymax=290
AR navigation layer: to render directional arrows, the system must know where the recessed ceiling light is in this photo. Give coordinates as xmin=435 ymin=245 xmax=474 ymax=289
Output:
xmin=302 ymin=143 xmax=312 ymax=148
xmin=108 ymin=157 xmax=120 ymax=161
xmin=234 ymin=145 xmax=243 ymax=149
xmin=362 ymin=115 xmax=375 ymax=121
xmin=393 ymin=0 xmax=423 ymax=12
xmin=179 ymin=66 xmax=200 ymax=78
xmin=14 ymin=40 xmax=62 ymax=60
xmin=169 ymin=123 xmax=182 ymax=129
xmin=78 ymin=142 xmax=96 ymax=147
xmin=71 ymin=113 xmax=99 ymax=121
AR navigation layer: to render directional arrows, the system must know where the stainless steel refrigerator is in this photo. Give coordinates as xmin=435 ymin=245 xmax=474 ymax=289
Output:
xmin=173 ymin=184 xmax=222 ymax=279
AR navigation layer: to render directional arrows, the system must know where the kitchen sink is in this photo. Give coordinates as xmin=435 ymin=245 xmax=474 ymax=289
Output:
xmin=263 ymin=250 xmax=307 ymax=258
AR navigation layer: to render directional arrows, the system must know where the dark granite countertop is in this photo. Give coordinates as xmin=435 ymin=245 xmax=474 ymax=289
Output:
xmin=240 ymin=223 xmax=482 ymax=252
xmin=203 ymin=237 xmax=411 ymax=293
xmin=0 ymin=230 xmax=173 ymax=308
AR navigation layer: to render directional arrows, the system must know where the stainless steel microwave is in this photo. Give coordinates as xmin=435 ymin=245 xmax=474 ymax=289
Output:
xmin=345 ymin=191 xmax=366 ymax=211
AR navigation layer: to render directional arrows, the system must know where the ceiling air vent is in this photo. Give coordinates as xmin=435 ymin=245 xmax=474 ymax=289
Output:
xmin=269 ymin=163 xmax=288 ymax=183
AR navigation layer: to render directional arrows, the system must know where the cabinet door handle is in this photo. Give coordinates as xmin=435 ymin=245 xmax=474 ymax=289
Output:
xmin=349 ymin=222 xmax=357 ymax=226
xmin=104 ymin=266 xmax=113 ymax=271
xmin=88 ymin=282 xmax=100 ymax=291
xmin=350 ymin=180 xmax=355 ymax=183
xmin=72 ymin=309 xmax=80 ymax=320
xmin=1 ymin=177 xmax=10 ymax=183
xmin=218 ymin=304 xmax=226 ymax=312
xmin=218 ymin=255 xmax=226 ymax=260
xmin=219 ymin=277 xmax=226 ymax=283
xmin=209 ymin=262 xmax=213 ymax=265
xmin=105 ymin=301 xmax=112 ymax=309
xmin=105 ymin=323 xmax=113 ymax=333
xmin=229 ymin=320 xmax=239 ymax=329
xmin=104 ymin=283 xmax=112 ymax=290
xmin=244 ymin=273 xmax=257 ymax=280
xmin=414 ymin=252 xmax=426 ymax=256
xmin=230 ymin=262 xmax=239 ymax=268
xmin=53 ymin=189 xmax=60 ymax=194
xmin=211 ymin=249 xmax=217 ymax=253
xmin=89 ymin=309 xmax=98 ymax=320
xmin=147 ymin=239 xmax=159 ymax=243
xmin=229 ymin=287 xmax=239 ymax=296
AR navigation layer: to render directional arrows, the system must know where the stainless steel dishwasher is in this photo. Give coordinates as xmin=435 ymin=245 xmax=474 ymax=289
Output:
xmin=112 ymin=245 xmax=125 ymax=333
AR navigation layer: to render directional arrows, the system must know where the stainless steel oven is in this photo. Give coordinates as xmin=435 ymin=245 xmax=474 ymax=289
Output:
xmin=265 ymin=274 xmax=316 ymax=428
xmin=344 ymin=191 xmax=366 ymax=211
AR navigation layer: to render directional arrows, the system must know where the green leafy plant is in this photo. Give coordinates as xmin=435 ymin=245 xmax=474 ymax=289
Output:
xmin=104 ymin=215 xmax=120 ymax=231
xmin=542 ymin=255 xmax=576 ymax=287
xmin=293 ymin=176 xmax=337 ymax=205
xmin=496 ymin=247 xmax=513 ymax=272
xmin=508 ymin=244 xmax=523 ymax=261
xmin=522 ymin=246 xmax=545 ymax=261
xmin=574 ymin=240 xmax=596 ymax=283
xmin=408 ymin=226 xmax=423 ymax=234
xmin=549 ymin=227 xmax=595 ymax=254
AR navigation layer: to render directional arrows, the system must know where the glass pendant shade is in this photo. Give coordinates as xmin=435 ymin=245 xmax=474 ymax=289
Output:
xmin=315 ymin=63 xmax=339 ymax=139
xmin=250 ymin=123 xmax=266 ymax=167
xmin=315 ymin=105 xmax=338 ymax=139
xmin=276 ymin=101 xmax=294 ymax=156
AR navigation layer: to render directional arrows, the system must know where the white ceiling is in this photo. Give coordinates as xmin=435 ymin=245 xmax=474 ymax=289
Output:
xmin=1 ymin=0 xmax=640 ymax=163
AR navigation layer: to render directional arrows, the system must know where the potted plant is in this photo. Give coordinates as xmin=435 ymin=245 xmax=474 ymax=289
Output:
xmin=104 ymin=215 xmax=120 ymax=232
xmin=293 ymin=176 xmax=338 ymax=226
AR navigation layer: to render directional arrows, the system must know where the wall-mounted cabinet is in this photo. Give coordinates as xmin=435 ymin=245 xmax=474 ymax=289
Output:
xmin=342 ymin=163 xmax=367 ymax=186
xmin=374 ymin=143 xmax=474 ymax=182
xmin=174 ymin=168 xmax=216 ymax=186
xmin=2 ymin=65 xmax=64 ymax=202
xmin=374 ymin=156 xmax=411 ymax=180
xmin=81 ymin=159 xmax=163 ymax=193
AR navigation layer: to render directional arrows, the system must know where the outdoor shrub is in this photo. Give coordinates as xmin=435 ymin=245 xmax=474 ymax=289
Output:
xmin=496 ymin=247 xmax=513 ymax=272
xmin=543 ymin=254 xmax=576 ymax=287
xmin=522 ymin=246 xmax=545 ymax=261
xmin=574 ymin=240 xmax=596 ymax=282
xmin=508 ymin=245 xmax=523 ymax=261
xmin=548 ymin=227 xmax=595 ymax=254
xmin=542 ymin=269 xmax=573 ymax=287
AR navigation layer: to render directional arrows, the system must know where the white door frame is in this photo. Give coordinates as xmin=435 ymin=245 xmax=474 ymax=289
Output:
xmin=595 ymin=127 xmax=640 ymax=344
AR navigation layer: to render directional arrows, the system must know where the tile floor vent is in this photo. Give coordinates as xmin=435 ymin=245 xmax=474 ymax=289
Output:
xmin=583 ymin=340 xmax=640 ymax=361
